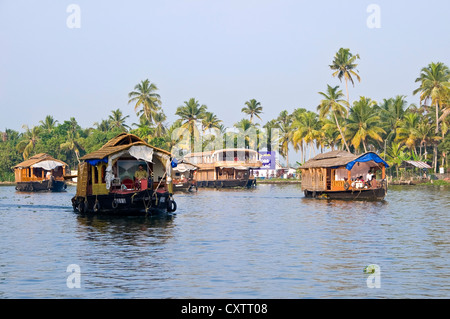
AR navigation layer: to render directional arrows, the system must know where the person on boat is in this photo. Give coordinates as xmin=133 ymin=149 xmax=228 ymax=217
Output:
xmin=366 ymin=170 xmax=374 ymax=187
xmin=134 ymin=164 xmax=148 ymax=189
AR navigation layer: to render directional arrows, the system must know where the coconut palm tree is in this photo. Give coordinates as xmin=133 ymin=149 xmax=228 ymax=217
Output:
xmin=275 ymin=111 xmax=293 ymax=167
xmin=175 ymin=98 xmax=207 ymax=152
xmin=329 ymin=48 xmax=361 ymax=102
xmin=16 ymin=125 xmax=42 ymax=159
xmin=108 ymin=108 xmax=130 ymax=132
xmin=39 ymin=115 xmax=58 ymax=133
xmin=128 ymin=79 xmax=162 ymax=124
xmin=153 ymin=111 xmax=167 ymax=138
xmin=60 ymin=130 xmax=84 ymax=164
xmin=242 ymin=99 xmax=263 ymax=123
xmin=413 ymin=62 xmax=450 ymax=134
xmin=317 ymin=85 xmax=350 ymax=152
xmin=202 ymin=111 xmax=222 ymax=133
xmin=413 ymin=62 xmax=450 ymax=172
xmin=382 ymin=142 xmax=410 ymax=178
xmin=395 ymin=112 xmax=420 ymax=155
xmin=378 ymin=95 xmax=409 ymax=143
xmin=292 ymin=111 xmax=321 ymax=160
xmin=346 ymin=97 xmax=385 ymax=153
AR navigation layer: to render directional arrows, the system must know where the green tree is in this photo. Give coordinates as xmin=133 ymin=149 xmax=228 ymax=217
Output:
xmin=128 ymin=79 xmax=162 ymax=124
xmin=242 ymin=99 xmax=263 ymax=123
xmin=329 ymin=48 xmax=361 ymax=102
xmin=175 ymin=98 xmax=207 ymax=152
xmin=346 ymin=97 xmax=385 ymax=153
xmin=16 ymin=125 xmax=42 ymax=159
xmin=108 ymin=109 xmax=130 ymax=132
xmin=39 ymin=115 xmax=59 ymax=133
xmin=317 ymin=84 xmax=350 ymax=152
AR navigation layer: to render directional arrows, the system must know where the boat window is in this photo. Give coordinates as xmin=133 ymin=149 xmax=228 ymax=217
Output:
xmin=94 ymin=166 xmax=99 ymax=184
xmin=101 ymin=165 xmax=106 ymax=184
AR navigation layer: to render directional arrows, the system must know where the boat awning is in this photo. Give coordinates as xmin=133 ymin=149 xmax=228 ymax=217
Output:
xmin=401 ymin=161 xmax=432 ymax=169
xmin=31 ymin=160 xmax=65 ymax=170
xmin=345 ymin=152 xmax=389 ymax=170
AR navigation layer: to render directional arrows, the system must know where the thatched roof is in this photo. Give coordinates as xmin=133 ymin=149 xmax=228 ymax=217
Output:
xmin=300 ymin=150 xmax=388 ymax=169
xmin=14 ymin=153 xmax=68 ymax=169
xmin=80 ymin=133 xmax=171 ymax=160
xmin=300 ymin=150 xmax=356 ymax=169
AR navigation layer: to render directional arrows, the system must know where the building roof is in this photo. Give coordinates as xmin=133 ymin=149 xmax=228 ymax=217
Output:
xmin=401 ymin=160 xmax=432 ymax=169
xmin=80 ymin=133 xmax=171 ymax=160
xmin=14 ymin=153 xmax=68 ymax=169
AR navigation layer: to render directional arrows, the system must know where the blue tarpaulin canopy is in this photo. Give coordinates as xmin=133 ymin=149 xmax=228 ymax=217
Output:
xmin=345 ymin=152 xmax=389 ymax=170
xmin=86 ymin=158 xmax=108 ymax=166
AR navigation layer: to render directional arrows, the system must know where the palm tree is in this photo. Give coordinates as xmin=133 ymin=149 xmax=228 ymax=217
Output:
xmin=152 ymin=112 xmax=167 ymax=138
xmin=108 ymin=109 xmax=130 ymax=132
xmin=202 ymin=111 xmax=222 ymax=133
xmin=329 ymin=48 xmax=361 ymax=102
xmin=413 ymin=62 xmax=450 ymax=172
xmin=233 ymin=118 xmax=254 ymax=149
xmin=317 ymin=85 xmax=350 ymax=152
xmin=395 ymin=112 xmax=420 ymax=155
xmin=346 ymin=97 xmax=385 ymax=153
xmin=39 ymin=115 xmax=58 ymax=133
xmin=93 ymin=119 xmax=111 ymax=132
xmin=60 ymin=130 xmax=84 ymax=163
xmin=175 ymin=98 xmax=207 ymax=152
xmin=378 ymin=95 xmax=409 ymax=143
xmin=242 ymin=99 xmax=263 ymax=123
xmin=413 ymin=62 xmax=450 ymax=134
xmin=292 ymin=111 xmax=321 ymax=160
xmin=128 ymin=79 xmax=162 ymax=123
xmin=16 ymin=125 xmax=42 ymax=159
xmin=382 ymin=142 xmax=410 ymax=178
xmin=275 ymin=111 xmax=293 ymax=167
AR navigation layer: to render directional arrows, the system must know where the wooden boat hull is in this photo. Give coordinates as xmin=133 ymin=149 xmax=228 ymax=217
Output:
xmin=71 ymin=190 xmax=176 ymax=216
xmin=196 ymin=178 xmax=257 ymax=188
xmin=173 ymin=181 xmax=198 ymax=192
xmin=304 ymin=186 xmax=387 ymax=201
xmin=16 ymin=180 xmax=67 ymax=192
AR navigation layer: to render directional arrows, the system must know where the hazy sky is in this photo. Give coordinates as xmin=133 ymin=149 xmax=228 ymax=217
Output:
xmin=1 ymin=0 xmax=449 ymax=136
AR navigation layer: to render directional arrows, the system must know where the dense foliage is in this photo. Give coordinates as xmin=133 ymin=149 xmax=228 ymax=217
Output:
xmin=1 ymin=50 xmax=449 ymax=181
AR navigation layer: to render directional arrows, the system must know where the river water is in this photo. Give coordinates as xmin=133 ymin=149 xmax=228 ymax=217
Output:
xmin=0 ymin=183 xmax=448 ymax=299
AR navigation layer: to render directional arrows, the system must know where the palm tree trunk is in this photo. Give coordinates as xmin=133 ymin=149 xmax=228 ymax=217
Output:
xmin=345 ymin=79 xmax=350 ymax=103
xmin=334 ymin=112 xmax=350 ymax=152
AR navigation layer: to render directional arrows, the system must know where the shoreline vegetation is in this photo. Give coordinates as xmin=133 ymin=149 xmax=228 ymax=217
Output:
xmin=1 ymin=48 xmax=449 ymax=183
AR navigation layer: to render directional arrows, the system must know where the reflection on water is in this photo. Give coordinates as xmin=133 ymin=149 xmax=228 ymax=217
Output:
xmin=0 ymin=184 xmax=449 ymax=298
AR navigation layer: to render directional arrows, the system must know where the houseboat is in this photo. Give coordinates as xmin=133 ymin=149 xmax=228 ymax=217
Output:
xmin=183 ymin=148 xmax=262 ymax=188
xmin=71 ymin=133 xmax=177 ymax=215
xmin=172 ymin=160 xmax=198 ymax=192
xmin=14 ymin=153 xmax=69 ymax=192
xmin=300 ymin=150 xmax=389 ymax=200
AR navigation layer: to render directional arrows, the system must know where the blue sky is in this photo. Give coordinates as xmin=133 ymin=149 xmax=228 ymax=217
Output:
xmin=0 ymin=0 xmax=449 ymax=141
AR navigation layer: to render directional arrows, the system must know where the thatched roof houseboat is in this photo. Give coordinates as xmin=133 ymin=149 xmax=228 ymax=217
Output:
xmin=300 ymin=150 xmax=389 ymax=200
xmin=71 ymin=133 xmax=177 ymax=215
xmin=14 ymin=153 xmax=69 ymax=192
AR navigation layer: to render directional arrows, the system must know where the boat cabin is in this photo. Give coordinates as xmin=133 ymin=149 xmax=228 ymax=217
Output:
xmin=300 ymin=150 xmax=389 ymax=200
xmin=183 ymin=148 xmax=262 ymax=188
xmin=72 ymin=133 xmax=177 ymax=214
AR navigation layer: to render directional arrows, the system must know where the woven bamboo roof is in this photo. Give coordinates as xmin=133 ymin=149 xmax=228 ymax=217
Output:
xmin=300 ymin=150 xmax=358 ymax=169
xmin=80 ymin=133 xmax=171 ymax=160
xmin=14 ymin=153 xmax=68 ymax=169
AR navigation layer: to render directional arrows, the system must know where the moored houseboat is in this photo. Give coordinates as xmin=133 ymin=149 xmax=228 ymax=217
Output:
xmin=183 ymin=148 xmax=262 ymax=188
xmin=14 ymin=153 xmax=69 ymax=192
xmin=172 ymin=160 xmax=198 ymax=192
xmin=71 ymin=133 xmax=177 ymax=215
xmin=300 ymin=150 xmax=389 ymax=200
